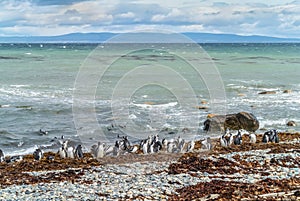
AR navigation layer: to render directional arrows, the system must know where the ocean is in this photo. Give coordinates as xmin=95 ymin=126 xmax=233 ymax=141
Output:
xmin=0 ymin=42 xmax=299 ymax=155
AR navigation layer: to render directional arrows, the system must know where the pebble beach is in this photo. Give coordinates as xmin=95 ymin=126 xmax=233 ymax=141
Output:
xmin=1 ymin=132 xmax=300 ymax=200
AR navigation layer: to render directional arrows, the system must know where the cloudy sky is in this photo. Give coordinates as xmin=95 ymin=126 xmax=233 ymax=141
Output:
xmin=1 ymin=0 xmax=300 ymax=38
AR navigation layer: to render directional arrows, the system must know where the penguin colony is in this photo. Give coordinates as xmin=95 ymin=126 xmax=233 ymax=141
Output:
xmin=0 ymin=129 xmax=278 ymax=163
xmin=219 ymin=129 xmax=279 ymax=147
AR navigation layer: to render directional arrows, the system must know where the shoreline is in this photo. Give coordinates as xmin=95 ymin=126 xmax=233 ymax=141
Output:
xmin=0 ymin=132 xmax=300 ymax=200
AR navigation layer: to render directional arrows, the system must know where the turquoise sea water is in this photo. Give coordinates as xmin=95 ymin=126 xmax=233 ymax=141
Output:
xmin=0 ymin=43 xmax=299 ymax=154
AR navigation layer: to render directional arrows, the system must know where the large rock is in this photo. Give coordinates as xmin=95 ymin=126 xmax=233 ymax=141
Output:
xmin=203 ymin=112 xmax=259 ymax=133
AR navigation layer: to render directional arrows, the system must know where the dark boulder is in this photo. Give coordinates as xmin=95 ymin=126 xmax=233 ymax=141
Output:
xmin=203 ymin=112 xmax=259 ymax=133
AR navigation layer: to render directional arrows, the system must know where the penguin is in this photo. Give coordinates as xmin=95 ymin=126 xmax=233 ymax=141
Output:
xmin=187 ymin=140 xmax=195 ymax=152
xmin=227 ymin=133 xmax=234 ymax=146
xmin=234 ymin=130 xmax=242 ymax=145
xmin=47 ymin=155 xmax=55 ymax=161
xmin=141 ymin=139 xmax=149 ymax=154
xmin=220 ymin=134 xmax=228 ymax=147
xmin=75 ymin=144 xmax=84 ymax=159
xmin=167 ymin=142 xmax=177 ymax=153
xmin=7 ymin=155 xmax=23 ymax=163
xmin=112 ymin=141 xmax=120 ymax=156
xmin=202 ymin=137 xmax=212 ymax=150
xmin=161 ymin=138 xmax=168 ymax=152
xmin=39 ymin=129 xmax=48 ymax=135
xmin=249 ymin=133 xmax=257 ymax=144
xmin=58 ymin=141 xmax=68 ymax=158
xmin=0 ymin=149 xmax=4 ymax=163
xmin=177 ymin=136 xmax=185 ymax=152
xmin=33 ymin=148 xmax=43 ymax=160
xmin=96 ymin=142 xmax=106 ymax=158
xmin=262 ymin=132 xmax=269 ymax=143
xmin=151 ymin=135 xmax=162 ymax=153
xmin=272 ymin=129 xmax=279 ymax=143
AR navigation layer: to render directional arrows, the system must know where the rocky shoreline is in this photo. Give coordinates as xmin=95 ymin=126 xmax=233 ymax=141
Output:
xmin=0 ymin=132 xmax=300 ymax=200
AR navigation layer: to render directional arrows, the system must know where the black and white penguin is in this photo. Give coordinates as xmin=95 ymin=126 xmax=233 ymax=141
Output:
xmin=39 ymin=129 xmax=48 ymax=135
xmin=270 ymin=129 xmax=279 ymax=143
xmin=7 ymin=155 xmax=23 ymax=163
xmin=0 ymin=149 xmax=4 ymax=163
xmin=262 ymin=132 xmax=269 ymax=143
xmin=33 ymin=148 xmax=44 ymax=160
xmin=187 ymin=140 xmax=195 ymax=152
xmin=220 ymin=134 xmax=228 ymax=147
xmin=58 ymin=141 xmax=68 ymax=158
xmin=75 ymin=144 xmax=84 ymax=159
xmin=234 ymin=130 xmax=242 ymax=145
xmin=202 ymin=137 xmax=212 ymax=150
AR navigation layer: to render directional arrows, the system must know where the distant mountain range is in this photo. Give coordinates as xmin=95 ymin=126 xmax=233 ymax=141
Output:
xmin=0 ymin=32 xmax=300 ymax=43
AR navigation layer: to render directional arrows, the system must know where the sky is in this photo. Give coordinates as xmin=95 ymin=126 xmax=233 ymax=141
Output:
xmin=1 ymin=0 xmax=300 ymax=38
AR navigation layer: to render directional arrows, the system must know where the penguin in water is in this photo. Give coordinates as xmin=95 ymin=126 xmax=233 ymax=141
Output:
xmin=234 ymin=130 xmax=242 ymax=145
xmin=39 ymin=129 xmax=48 ymax=135
xmin=75 ymin=144 xmax=84 ymax=159
xmin=249 ymin=133 xmax=257 ymax=144
xmin=0 ymin=149 xmax=4 ymax=163
xmin=33 ymin=148 xmax=43 ymax=160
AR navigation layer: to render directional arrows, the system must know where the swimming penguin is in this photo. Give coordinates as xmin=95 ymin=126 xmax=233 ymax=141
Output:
xmin=75 ymin=144 xmax=84 ymax=159
xmin=249 ymin=133 xmax=257 ymax=144
xmin=234 ymin=130 xmax=242 ymax=145
xmin=0 ymin=149 xmax=4 ymax=162
xmin=39 ymin=129 xmax=48 ymax=135
xmin=33 ymin=148 xmax=43 ymax=160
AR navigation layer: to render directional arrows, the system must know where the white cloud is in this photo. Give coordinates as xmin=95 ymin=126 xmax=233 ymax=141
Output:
xmin=0 ymin=0 xmax=300 ymax=38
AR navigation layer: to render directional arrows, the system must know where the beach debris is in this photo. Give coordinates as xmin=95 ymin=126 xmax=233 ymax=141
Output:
xmin=33 ymin=148 xmax=44 ymax=160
